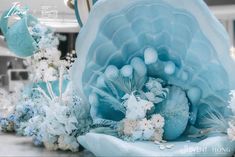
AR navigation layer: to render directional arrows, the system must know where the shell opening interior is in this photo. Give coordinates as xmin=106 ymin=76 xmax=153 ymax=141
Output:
xmin=81 ymin=1 xmax=231 ymax=138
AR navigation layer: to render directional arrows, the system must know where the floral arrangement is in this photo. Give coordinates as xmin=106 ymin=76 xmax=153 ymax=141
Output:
xmin=29 ymin=24 xmax=59 ymax=50
xmin=18 ymin=22 xmax=89 ymax=152
xmin=0 ymin=87 xmax=23 ymax=132
xmin=92 ymin=65 xmax=169 ymax=142
xmin=0 ymin=86 xmax=47 ymax=133
xmin=118 ymin=93 xmax=165 ymax=142
xmin=0 ymin=114 xmax=16 ymax=132
xmin=119 ymin=114 xmax=165 ymax=142
xmin=26 ymin=23 xmax=76 ymax=83
xmin=23 ymin=84 xmax=91 ymax=151
xmin=1 ymin=3 xmax=233 ymax=156
xmin=0 ymin=13 xmax=88 ymax=152
xmin=14 ymin=89 xmax=48 ymax=135
xmin=195 ymin=90 xmax=235 ymax=141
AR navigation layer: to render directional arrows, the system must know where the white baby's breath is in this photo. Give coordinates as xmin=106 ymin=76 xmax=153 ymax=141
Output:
xmin=124 ymin=93 xmax=154 ymax=120
xmin=120 ymin=114 xmax=165 ymax=142
xmin=122 ymin=119 xmax=137 ymax=136
xmin=151 ymin=114 xmax=165 ymax=129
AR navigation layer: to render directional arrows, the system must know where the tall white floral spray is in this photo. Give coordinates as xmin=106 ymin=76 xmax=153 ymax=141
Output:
xmin=23 ymin=23 xmax=92 ymax=151
xmin=0 ymin=20 xmax=91 ymax=152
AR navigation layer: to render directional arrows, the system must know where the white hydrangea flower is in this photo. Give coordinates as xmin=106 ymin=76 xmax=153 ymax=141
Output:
xmin=138 ymin=118 xmax=154 ymax=140
xmin=43 ymin=67 xmax=58 ymax=82
xmin=138 ymin=118 xmax=153 ymax=130
xmin=58 ymin=135 xmax=79 ymax=152
xmin=27 ymin=23 xmax=73 ymax=83
xmin=120 ymin=114 xmax=165 ymax=142
xmin=124 ymin=93 xmax=154 ymax=120
xmin=122 ymin=119 xmax=137 ymax=136
xmin=44 ymin=142 xmax=59 ymax=151
xmin=145 ymin=78 xmax=165 ymax=95
xmin=44 ymin=48 xmax=61 ymax=63
xmin=152 ymin=128 xmax=164 ymax=142
xmin=38 ymin=60 xmax=48 ymax=70
xmin=0 ymin=89 xmax=16 ymax=117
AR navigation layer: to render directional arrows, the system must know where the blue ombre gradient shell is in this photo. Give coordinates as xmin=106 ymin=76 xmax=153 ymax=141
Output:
xmin=72 ymin=0 xmax=235 ymax=125
xmin=72 ymin=0 xmax=235 ymax=155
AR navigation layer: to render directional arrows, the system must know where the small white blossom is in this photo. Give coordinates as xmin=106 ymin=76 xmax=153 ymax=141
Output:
xmin=124 ymin=93 xmax=153 ymax=120
xmin=152 ymin=128 xmax=164 ymax=142
xmin=122 ymin=119 xmax=137 ymax=136
xmin=44 ymin=48 xmax=61 ymax=63
xmin=58 ymin=135 xmax=79 ymax=152
xmin=120 ymin=114 xmax=165 ymax=142
xmin=138 ymin=118 xmax=154 ymax=140
xmin=44 ymin=142 xmax=59 ymax=151
xmin=43 ymin=67 xmax=58 ymax=82
xmin=151 ymin=114 xmax=165 ymax=128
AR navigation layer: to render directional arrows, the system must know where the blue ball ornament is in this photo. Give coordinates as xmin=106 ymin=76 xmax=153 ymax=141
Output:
xmin=155 ymin=86 xmax=189 ymax=140
xmin=121 ymin=65 xmax=133 ymax=78
xmin=105 ymin=65 xmax=119 ymax=80
xmin=144 ymin=47 xmax=158 ymax=65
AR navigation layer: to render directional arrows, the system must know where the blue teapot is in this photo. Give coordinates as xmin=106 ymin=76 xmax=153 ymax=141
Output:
xmin=0 ymin=8 xmax=38 ymax=57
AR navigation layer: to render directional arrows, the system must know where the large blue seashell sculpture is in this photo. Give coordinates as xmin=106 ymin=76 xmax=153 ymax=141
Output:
xmin=72 ymin=0 xmax=235 ymax=156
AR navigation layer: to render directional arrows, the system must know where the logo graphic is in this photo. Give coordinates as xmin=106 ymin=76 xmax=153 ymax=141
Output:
xmin=4 ymin=2 xmax=29 ymax=18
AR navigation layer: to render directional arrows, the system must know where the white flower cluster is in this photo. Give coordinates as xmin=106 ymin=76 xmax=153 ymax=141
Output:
xmin=22 ymin=83 xmax=91 ymax=152
xmin=0 ymin=89 xmax=15 ymax=117
xmin=27 ymin=48 xmax=69 ymax=82
xmin=120 ymin=114 xmax=164 ymax=142
xmin=144 ymin=78 xmax=168 ymax=104
xmin=41 ymin=101 xmax=80 ymax=152
xmin=123 ymin=93 xmax=154 ymax=120
xmin=27 ymin=23 xmax=75 ymax=83
xmin=119 ymin=93 xmax=165 ymax=142
xmin=29 ymin=24 xmax=59 ymax=49
xmin=40 ymin=88 xmax=91 ymax=152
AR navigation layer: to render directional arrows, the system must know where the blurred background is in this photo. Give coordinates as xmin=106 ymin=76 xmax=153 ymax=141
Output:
xmin=0 ymin=0 xmax=235 ymax=92
xmin=0 ymin=0 xmax=80 ymax=92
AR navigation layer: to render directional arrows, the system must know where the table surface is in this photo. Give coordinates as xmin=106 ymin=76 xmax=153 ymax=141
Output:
xmin=0 ymin=132 xmax=95 ymax=157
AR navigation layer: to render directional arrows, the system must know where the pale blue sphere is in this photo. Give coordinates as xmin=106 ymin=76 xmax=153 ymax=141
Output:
xmin=155 ymin=86 xmax=189 ymax=140
xmin=144 ymin=47 xmax=158 ymax=65
xmin=105 ymin=65 xmax=119 ymax=80
xmin=121 ymin=65 xmax=133 ymax=78
xmin=130 ymin=57 xmax=147 ymax=77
